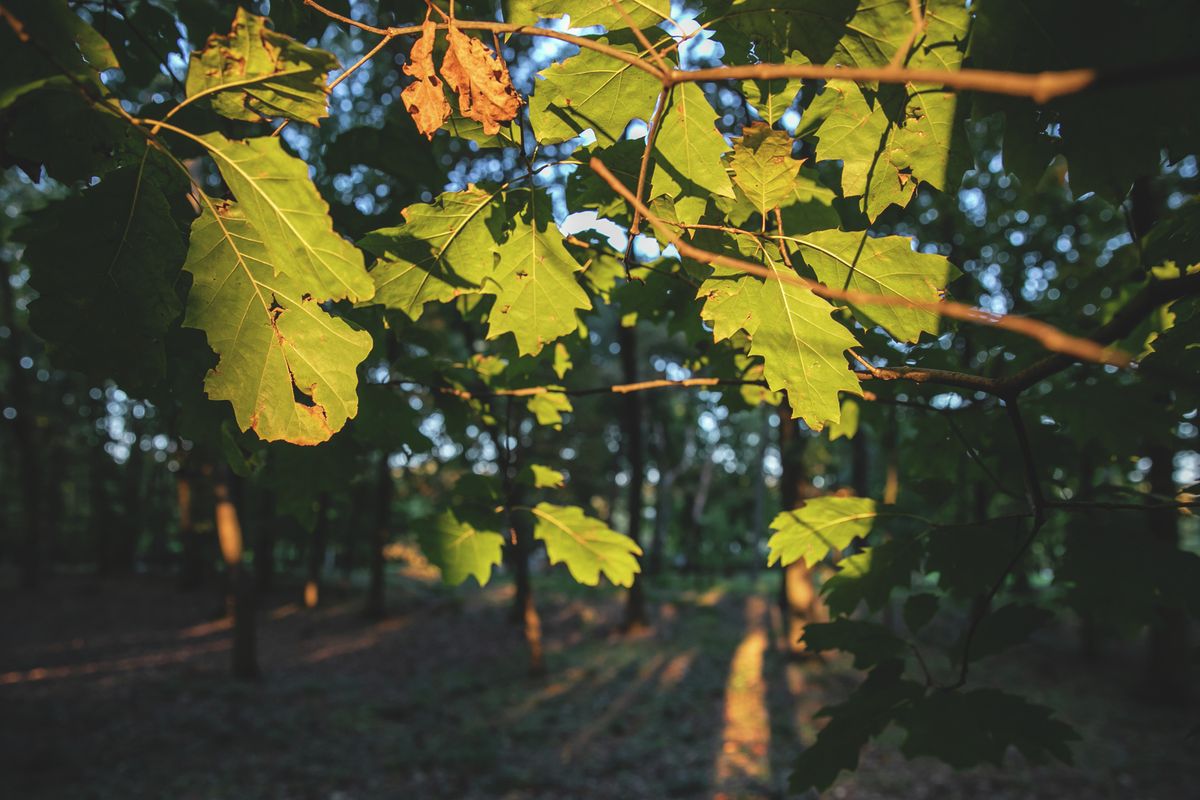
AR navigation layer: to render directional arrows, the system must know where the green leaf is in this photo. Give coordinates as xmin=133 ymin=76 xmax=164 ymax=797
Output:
xmin=789 ymin=229 xmax=959 ymax=343
xmin=728 ymin=124 xmax=801 ymax=217
xmin=419 ymin=511 xmax=505 ymax=586
xmin=521 ymin=0 xmax=670 ymax=30
xmin=803 ymin=619 xmax=908 ymax=668
xmin=925 ymin=517 xmax=1026 ymax=601
xmin=197 ymin=133 xmax=374 ymax=303
xmin=902 ymin=593 xmax=939 ymax=633
xmin=795 ymin=3 xmax=970 ymax=219
xmin=444 ymin=113 xmax=521 ymax=148
xmin=185 ymin=8 xmax=339 ymax=125
xmin=484 ymin=190 xmax=592 ymax=355
xmin=522 ymin=464 xmax=565 ymax=488
xmin=24 ymin=166 xmax=184 ymax=393
xmin=0 ymin=0 xmax=116 ymax=110
xmin=827 ymin=397 xmax=859 ymax=440
xmin=552 ymin=341 xmax=573 ymax=378
xmin=768 ymin=496 xmax=876 ymax=568
xmin=530 ymin=502 xmax=642 ymax=587
xmin=823 ymin=537 xmax=922 ymax=616
xmin=966 ymin=603 xmax=1053 ymax=662
xmin=529 ymin=44 xmax=661 ymax=146
xmin=699 ymin=239 xmax=861 ymax=429
xmin=778 ymin=166 xmax=841 ymax=234
xmin=360 ymin=186 xmax=503 ymax=320
xmin=789 ymin=659 xmax=923 ymax=793
xmin=650 ymin=82 xmax=735 ymax=200
xmin=182 ymin=198 xmax=372 ymax=444
xmin=744 ymin=44 xmax=803 ymax=124
xmin=899 ymin=689 xmax=1078 ymax=768
xmin=527 ymin=391 xmax=572 ymax=429
xmin=799 ymin=84 xmax=889 ymax=203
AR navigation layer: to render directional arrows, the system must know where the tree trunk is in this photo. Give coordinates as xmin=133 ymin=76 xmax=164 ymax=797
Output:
xmin=177 ymin=456 xmax=205 ymax=590
xmin=253 ymin=491 xmax=275 ymax=595
xmin=510 ymin=513 xmax=545 ymax=675
xmin=364 ymin=454 xmax=392 ymax=620
xmin=619 ymin=324 xmax=649 ymax=632
xmin=1146 ymin=445 xmax=1188 ymax=701
xmin=214 ymin=466 xmax=258 ymax=680
xmin=304 ymin=493 xmax=330 ymax=609
xmin=777 ymin=402 xmax=820 ymax=656
xmin=2 ymin=259 xmax=42 ymax=589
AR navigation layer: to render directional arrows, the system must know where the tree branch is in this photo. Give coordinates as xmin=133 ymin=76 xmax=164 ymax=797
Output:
xmin=591 ymin=157 xmax=1133 ymax=370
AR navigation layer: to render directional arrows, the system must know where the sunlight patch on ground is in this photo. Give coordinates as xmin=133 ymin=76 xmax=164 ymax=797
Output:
xmin=713 ymin=596 xmax=771 ymax=796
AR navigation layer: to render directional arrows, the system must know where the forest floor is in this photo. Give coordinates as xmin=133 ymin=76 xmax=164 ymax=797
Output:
xmin=1 ymin=565 xmax=1197 ymax=800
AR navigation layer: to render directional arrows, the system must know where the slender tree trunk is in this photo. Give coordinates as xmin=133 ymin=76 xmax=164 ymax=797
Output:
xmin=304 ymin=493 xmax=330 ymax=609
xmin=214 ymin=467 xmax=258 ymax=680
xmin=254 ymin=489 xmax=275 ymax=595
xmin=777 ymin=402 xmax=820 ymax=656
xmin=510 ymin=513 xmax=545 ymax=675
xmin=177 ymin=456 xmax=205 ymax=590
xmin=1146 ymin=445 xmax=1189 ymax=701
xmin=851 ymin=422 xmax=870 ymax=498
xmin=2 ymin=260 xmax=42 ymax=589
xmin=364 ymin=454 xmax=392 ymax=620
xmin=91 ymin=442 xmax=116 ymax=575
xmin=619 ymin=324 xmax=649 ymax=631
xmin=687 ymin=458 xmax=715 ymax=578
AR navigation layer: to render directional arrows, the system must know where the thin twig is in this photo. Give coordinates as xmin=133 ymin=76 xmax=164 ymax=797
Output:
xmin=274 ymin=31 xmax=399 ymax=136
xmin=591 ymin=157 xmax=1133 ymax=371
xmin=889 ymin=0 xmax=926 ymax=69
xmin=624 ymin=86 xmax=673 ymax=272
xmin=300 ymin=0 xmax=1200 ymax=104
xmin=608 ymin=0 xmax=670 ymax=73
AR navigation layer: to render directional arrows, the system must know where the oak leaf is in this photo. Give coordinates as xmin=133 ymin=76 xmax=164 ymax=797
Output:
xmin=440 ymin=23 xmax=520 ymax=135
xmin=401 ymin=19 xmax=450 ymax=139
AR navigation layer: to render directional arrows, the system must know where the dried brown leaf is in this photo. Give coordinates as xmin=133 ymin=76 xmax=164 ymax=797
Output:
xmin=402 ymin=20 xmax=450 ymax=139
xmin=440 ymin=24 xmax=521 ymax=136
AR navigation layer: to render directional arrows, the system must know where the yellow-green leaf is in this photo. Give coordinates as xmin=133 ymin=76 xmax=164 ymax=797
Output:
xmin=183 ymin=198 xmax=372 ymax=444
xmin=185 ymin=8 xmax=339 ymax=125
xmin=531 ymin=502 xmax=642 ymax=587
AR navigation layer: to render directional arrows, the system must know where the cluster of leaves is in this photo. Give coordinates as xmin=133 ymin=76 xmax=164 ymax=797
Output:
xmin=3 ymin=0 xmax=1200 ymax=793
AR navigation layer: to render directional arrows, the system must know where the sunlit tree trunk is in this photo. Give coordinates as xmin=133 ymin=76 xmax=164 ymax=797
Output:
xmin=304 ymin=493 xmax=330 ymax=609
xmin=177 ymin=454 xmax=205 ymax=590
xmin=619 ymin=323 xmax=648 ymax=631
xmin=510 ymin=510 xmax=545 ymax=675
xmin=214 ymin=466 xmax=258 ymax=680
xmin=777 ymin=402 xmax=820 ymax=656
xmin=1146 ymin=445 xmax=1188 ymax=701
xmin=2 ymin=258 xmax=42 ymax=589
xmin=364 ymin=454 xmax=392 ymax=620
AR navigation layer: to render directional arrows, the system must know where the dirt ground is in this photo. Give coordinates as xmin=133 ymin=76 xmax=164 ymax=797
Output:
xmin=1 ymin=569 xmax=1197 ymax=800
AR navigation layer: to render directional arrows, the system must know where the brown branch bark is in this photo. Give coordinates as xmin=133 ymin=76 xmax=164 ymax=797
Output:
xmin=591 ymin=157 xmax=1133 ymax=370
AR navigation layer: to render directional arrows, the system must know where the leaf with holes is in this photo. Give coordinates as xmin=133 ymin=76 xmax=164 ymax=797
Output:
xmin=185 ymin=8 xmax=339 ymax=125
xmin=182 ymin=199 xmax=372 ymax=444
